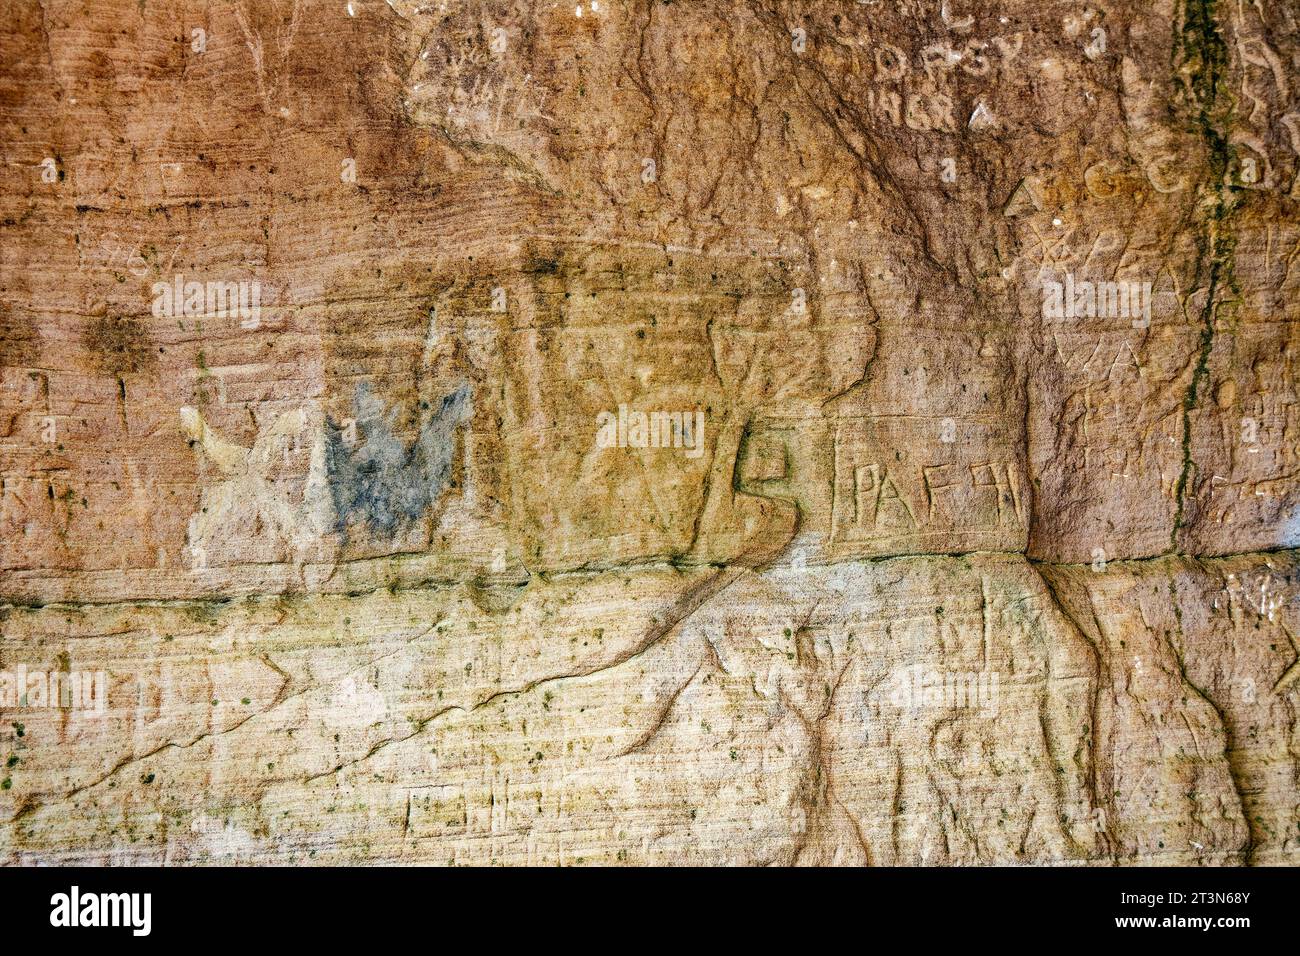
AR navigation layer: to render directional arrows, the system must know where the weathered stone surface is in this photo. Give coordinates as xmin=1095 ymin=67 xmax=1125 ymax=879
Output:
xmin=0 ymin=0 xmax=1297 ymax=864
xmin=3 ymin=552 xmax=1295 ymax=865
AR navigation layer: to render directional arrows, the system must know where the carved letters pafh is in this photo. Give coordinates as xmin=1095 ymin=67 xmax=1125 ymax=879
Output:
xmin=832 ymin=421 xmax=1027 ymax=547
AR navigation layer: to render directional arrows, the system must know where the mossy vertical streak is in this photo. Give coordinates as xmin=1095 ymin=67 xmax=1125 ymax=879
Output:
xmin=1170 ymin=0 xmax=1241 ymax=549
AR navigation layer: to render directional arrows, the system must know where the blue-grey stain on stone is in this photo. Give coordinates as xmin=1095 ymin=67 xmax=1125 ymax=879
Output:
xmin=1283 ymin=506 xmax=1300 ymax=549
xmin=326 ymin=381 xmax=472 ymax=539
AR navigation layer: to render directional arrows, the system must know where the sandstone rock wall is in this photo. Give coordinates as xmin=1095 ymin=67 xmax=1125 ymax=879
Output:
xmin=0 ymin=0 xmax=1297 ymax=864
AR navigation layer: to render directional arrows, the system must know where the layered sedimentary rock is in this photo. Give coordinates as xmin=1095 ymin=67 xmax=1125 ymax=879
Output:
xmin=0 ymin=0 xmax=1297 ymax=864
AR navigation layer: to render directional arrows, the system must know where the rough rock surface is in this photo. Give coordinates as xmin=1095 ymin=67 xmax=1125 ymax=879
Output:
xmin=0 ymin=0 xmax=1298 ymax=864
